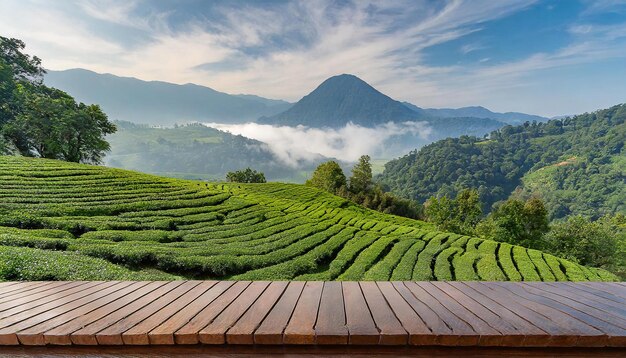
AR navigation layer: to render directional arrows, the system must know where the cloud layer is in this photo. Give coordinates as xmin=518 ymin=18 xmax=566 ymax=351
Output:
xmin=1 ymin=0 xmax=625 ymax=116
xmin=205 ymin=121 xmax=432 ymax=166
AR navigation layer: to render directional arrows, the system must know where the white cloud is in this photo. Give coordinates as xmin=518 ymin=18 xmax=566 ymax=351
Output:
xmin=1 ymin=0 xmax=625 ymax=116
xmin=204 ymin=121 xmax=432 ymax=166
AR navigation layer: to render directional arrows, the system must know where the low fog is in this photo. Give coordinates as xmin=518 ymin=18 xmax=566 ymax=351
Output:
xmin=204 ymin=121 xmax=433 ymax=166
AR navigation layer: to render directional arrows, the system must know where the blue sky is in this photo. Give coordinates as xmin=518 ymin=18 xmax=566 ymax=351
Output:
xmin=0 ymin=0 xmax=625 ymax=116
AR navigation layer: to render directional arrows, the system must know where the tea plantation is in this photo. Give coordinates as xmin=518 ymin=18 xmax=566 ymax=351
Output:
xmin=0 ymin=156 xmax=618 ymax=282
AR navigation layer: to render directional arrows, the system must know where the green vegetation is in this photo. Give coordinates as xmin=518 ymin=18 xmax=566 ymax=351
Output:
xmin=424 ymin=189 xmax=482 ymax=235
xmin=226 ymin=168 xmax=267 ymax=183
xmin=0 ymin=155 xmax=617 ymax=282
xmin=380 ymin=104 xmax=626 ymax=219
xmin=106 ymin=121 xmax=313 ymax=182
xmin=1 ymin=36 xmax=115 ymax=163
xmin=307 ymin=156 xmax=422 ymax=219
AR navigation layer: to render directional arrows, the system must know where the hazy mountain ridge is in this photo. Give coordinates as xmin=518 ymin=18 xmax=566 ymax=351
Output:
xmin=44 ymin=69 xmax=292 ymax=125
xmin=403 ymin=102 xmax=549 ymax=125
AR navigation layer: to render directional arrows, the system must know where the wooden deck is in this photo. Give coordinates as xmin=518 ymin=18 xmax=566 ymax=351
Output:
xmin=0 ymin=281 xmax=624 ymax=349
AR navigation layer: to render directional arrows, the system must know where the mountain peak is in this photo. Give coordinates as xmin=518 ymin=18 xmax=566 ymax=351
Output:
xmin=260 ymin=74 xmax=422 ymax=128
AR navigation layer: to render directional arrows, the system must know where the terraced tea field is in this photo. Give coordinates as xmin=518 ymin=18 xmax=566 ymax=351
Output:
xmin=0 ymin=156 xmax=618 ymax=281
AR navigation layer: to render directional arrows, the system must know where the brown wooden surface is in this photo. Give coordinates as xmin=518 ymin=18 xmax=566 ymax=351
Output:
xmin=0 ymin=281 xmax=624 ymax=348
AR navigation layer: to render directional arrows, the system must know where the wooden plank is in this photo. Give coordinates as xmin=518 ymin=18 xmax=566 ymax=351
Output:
xmin=501 ymin=283 xmax=624 ymax=347
xmin=226 ymin=281 xmax=288 ymax=344
xmin=0 ymin=282 xmax=20 ymax=290
xmin=435 ymin=282 xmax=522 ymax=346
xmin=580 ymin=282 xmax=626 ymax=298
xmin=516 ymin=284 xmax=626 ymax=347
xmin=467 ymin=282 xmax=580 ymax=347
xmin=417 ymin=282 xmax=502 ymax=346
xmin=391 ymin=282 xmax=454 ymax=345
xmin=377 ymin=281 xmax=432 ymax=345
xmin=199 ymin=281 xmax=270 ymax=344
xmin=42 ymin=281 xmax=170 ymax=345
xmin=93 ymin=281 xmax=194 ymax=345
xmin=0 ymin=281 xmax=89 ymax=314
xmin=174 ymin=281 xmax=251 ymax=345
xmin=0 ymin=282 xmax=74 ymax=309
xmin=0 ymin=281 xmax=622 ymax=348
xmin=360 ymin=281 xmax=407 ymax=345
xmin=453 ymin=282 xmax=549 ymax=346
xmin=14 ymin=282 xmax=146 ymax=345
xmin=545 ymin=283 xmax=626 ymax=315
xmin=1 ymin=282 xmax=126 ymax=345
xmin=0 ymin=281 xmax=122 ymax=343
xmin=523 ymin=283 xmax=626 ymax=329
xmin=283 ymin=281 xmax=323 ymax=344
xmin=341 ymin=281 xmax=379 ymax=345
xmin=404 ymin=281 xmax=477 ymax=346
xmin=474 ymin=282 xmax=603 ymax=347
xmin=502 ymin=285 xmax=626 ymax=347
xmin=148 ymin=281 xmax=232 ymax=345
xmin=0 ymin=281 xmax=55 ymax=301
xmin=116 ymin=281 xmax=215 ymax=346
xmin=558 ymin=283 xmax=626 ymax=308
xmin=254 ymin=281 xmax=305 ymax=345
xmin=314 ymin=281 xmax=348 ymax=345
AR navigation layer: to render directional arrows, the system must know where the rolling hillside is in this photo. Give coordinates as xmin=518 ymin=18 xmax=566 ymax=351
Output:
xmin=0 ymin=156 xmax=617 ymax=282
xmin=380 ymin=103 xmax=626 ymax=218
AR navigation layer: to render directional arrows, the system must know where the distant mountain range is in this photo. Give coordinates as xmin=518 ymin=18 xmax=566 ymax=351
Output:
xmin=260 ymin=73 xmax=548 ymax=132
xmin=46 ymin=69 xmax=549 ymax=130
xmin=402 ymin=103 xmax=549 ymax=125
xmin=44 ymin=69 xmax=292 ymax=125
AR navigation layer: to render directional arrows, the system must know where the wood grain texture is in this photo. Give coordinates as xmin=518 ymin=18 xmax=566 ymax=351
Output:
xmin=0 ymin=281 xmax=623 ymax=349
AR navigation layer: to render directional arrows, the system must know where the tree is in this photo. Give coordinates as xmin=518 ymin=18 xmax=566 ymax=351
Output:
xmin=4 ymin=84 xmax=116 ymax=163
xmin=424 ymin=189 xmax=482 ymax=235
xmin=349 ymin=155 xmax=372 ymax=194
xmin=306 ymin=161 xmax=346 ymax=194
xmin=542 ymin=215 xmax=620 ymax=269
xmin=424 ymin=195 xmax=456 ymax=231
xmin=0 ymin=36 xmax=116 ymax=164
xmin=226 ymin=168 xmax=266 ymax=183
xmin=477 ymin=197 xmax=549 ymax=248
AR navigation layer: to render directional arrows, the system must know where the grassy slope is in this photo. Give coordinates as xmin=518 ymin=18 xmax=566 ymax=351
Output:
xmin=0 ymin=156 xmax=618 ymax=282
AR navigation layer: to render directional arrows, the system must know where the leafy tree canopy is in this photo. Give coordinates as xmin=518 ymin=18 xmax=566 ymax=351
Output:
xmin=380 ymin=104 xmax=626 ymax=219
xmin=0 ymin=36 xmax=115 ymax=163
xmin=306 ymin=161 xmax=346 ymax=194
xmin=226 ymin=168 xmax=267 ymax=183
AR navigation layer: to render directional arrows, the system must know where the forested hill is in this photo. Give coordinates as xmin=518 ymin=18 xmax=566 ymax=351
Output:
xmin=379 ymin=103 xmax=626 ymax=219
xmin=105 ymin=121 xmax=322 ymax=182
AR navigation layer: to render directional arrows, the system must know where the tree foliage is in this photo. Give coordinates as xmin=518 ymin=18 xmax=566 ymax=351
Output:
xmin=307 ymin=158 xmax=421 ymax=219
xmin=0 ymin=36 xmax=115 ymax=163
xmin=477 ymin=197 xmax=550 ymax=249
xmin=226 ymin=167 xmax=267 ymax=183
xmin=542 ymin=215 xmax=622 ymax=271
xmin=306 ymin=161 xmax=347 ymax=194
xmin=424 ymin=189 xmax=482 ymax=235
xmin=349 ymin=155 xmax=373 ymax=193
xmin=380 ymin=104 xmax=626 ymax=219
